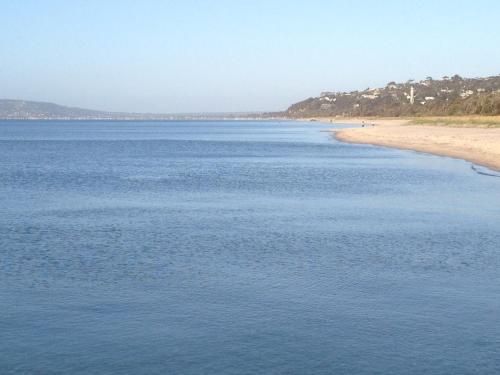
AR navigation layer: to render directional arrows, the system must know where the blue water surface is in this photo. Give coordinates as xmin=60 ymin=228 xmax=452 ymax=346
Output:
xmin=1 ymin=120 xmax=499 ymax=374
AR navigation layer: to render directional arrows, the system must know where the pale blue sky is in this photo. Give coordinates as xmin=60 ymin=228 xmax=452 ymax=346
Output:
xmin=1 ymin=0 xmax=499 ymax=113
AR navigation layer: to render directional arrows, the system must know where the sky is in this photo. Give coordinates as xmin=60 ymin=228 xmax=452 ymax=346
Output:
xmin=1 ymin=0 xmax=500 ymax=113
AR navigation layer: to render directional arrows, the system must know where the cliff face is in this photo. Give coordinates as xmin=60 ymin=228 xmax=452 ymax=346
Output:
xmin=286 ymin=75 xmax=500 ymax=117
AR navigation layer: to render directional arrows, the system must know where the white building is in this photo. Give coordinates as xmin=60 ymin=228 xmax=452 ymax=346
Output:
xmin=460 ymin=90 xmax=474 ymax=98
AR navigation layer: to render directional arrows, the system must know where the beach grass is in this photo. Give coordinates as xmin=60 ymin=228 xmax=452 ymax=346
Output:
xmin=408 ymin=116 xmax=500 ymax=128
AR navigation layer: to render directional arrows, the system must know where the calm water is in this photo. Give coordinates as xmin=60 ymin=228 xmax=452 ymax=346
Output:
xmin=1 ymin=120 xmax=500 ymax=374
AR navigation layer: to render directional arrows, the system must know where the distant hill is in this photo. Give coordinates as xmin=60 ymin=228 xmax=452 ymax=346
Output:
xmin=0 ymin=99 xmax=120 ymax=120
xmin=285 ymin=74 xmax=500 ymax=117
xmin=0 ymin=99 xmax=271 ymax=120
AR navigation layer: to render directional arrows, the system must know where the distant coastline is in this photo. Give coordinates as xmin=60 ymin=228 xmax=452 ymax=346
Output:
xmin=3 ymin=74 xmax=499 ymax=121
xmin=0 ymin=99 xmax=284 ymax=121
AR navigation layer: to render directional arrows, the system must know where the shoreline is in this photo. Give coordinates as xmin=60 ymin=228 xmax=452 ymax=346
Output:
xmin=309 ymin=117 xmax=500 ymax=172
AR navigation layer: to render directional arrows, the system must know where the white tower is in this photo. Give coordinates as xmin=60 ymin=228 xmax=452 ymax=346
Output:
xmin=410 ymin=86 xmax=415 ymax=105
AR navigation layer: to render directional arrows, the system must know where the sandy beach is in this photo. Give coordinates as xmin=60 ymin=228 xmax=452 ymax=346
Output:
xmin=320 ymin=118 xmax=500 ymax=171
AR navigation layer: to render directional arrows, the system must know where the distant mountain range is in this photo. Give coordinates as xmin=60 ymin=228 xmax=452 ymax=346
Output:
xmin=286 ymin=74 xmax=500 ymax=117
xmin=0 ymin=99 xmax=270 ymax=120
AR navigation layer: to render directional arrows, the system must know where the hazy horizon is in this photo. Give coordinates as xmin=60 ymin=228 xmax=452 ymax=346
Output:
xmin=2 ymin=0 xmax=500 ymax=113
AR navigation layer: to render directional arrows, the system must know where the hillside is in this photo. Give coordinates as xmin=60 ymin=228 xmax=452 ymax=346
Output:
xmin=285 ymin=75 xmax=500 ymax=117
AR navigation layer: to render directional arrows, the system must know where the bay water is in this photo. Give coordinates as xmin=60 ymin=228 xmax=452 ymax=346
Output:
xmin=1 ymin=121 xmax=499 ymax=374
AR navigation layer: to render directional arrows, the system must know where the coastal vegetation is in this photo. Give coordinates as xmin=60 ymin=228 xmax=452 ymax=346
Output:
xmin=407 ymin=116 xmax=500 ymax=128
xmin=286 ymin=75 xmax=500 ymax=118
